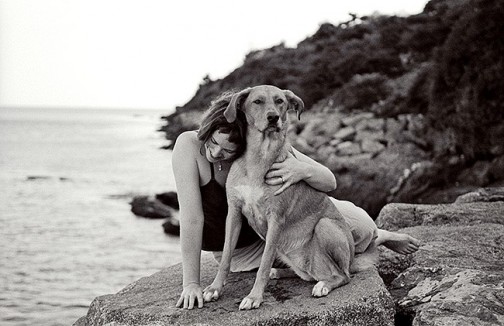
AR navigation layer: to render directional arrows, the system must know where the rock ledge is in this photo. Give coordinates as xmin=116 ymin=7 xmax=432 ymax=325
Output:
xmin=75 ymin=255 xmax=393 ymax=326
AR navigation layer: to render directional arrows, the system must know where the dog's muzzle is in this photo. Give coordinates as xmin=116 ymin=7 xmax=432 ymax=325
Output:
xmin=266 ymin=114 xmax=281 ymax=132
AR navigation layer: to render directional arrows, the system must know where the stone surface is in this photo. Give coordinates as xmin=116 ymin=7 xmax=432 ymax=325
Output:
xmin=375 ymin=188 xmax=504 ymax=326
xmin=375 ymin=201 xmax=504 ymax=231
xmin=130 ymin=196 xmax=174 ymax=219
xmin=388 ymin=224 xmax=504 ymax=326
xmin=156 ymin=192 xmax=179 ymax=210
xmin=455 ymin=186 xmax=504 ymax=204
xmin=76 ymin=256 xmax=394 ymax=326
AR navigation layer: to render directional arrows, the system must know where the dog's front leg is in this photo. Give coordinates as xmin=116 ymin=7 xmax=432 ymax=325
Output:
xmin=239 ymin=220 xmax=280 ymax=310
xmin=203 ymin=204 xmax=242 ymax=302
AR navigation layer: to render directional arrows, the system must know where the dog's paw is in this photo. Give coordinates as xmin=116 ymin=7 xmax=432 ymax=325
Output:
xmin=312 ymin=281 xmax=330 ymax=297
xmin=239 ymin=295 xmax=263 ymax=310
xmin=203 ymin=285 xmax=221 ymax=302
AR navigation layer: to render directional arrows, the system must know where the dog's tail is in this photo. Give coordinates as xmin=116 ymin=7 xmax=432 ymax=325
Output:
xmin=350 ymin=242 xmax=378 ymax=274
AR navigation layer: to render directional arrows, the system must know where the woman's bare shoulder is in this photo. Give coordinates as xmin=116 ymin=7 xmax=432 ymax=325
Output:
xmin=173 ymin=131 xmax=200 ymax=155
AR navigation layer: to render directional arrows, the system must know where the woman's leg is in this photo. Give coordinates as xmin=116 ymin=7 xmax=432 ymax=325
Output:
xmin=213 ymin=240 xmax=265 ymax=272
xmin=330 ymin=197 xmax=378 ymax=254
xmin=213 ymin=240 xmax=295 ymax=278
xmin=330 ymin=197 xmax=420 ymax=255
xmin=375 ymin=229 xmax=420 ymax=255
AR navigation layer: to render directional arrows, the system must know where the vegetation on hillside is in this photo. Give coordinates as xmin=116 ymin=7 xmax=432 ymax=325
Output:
xmin=160 ymin=0 xmax=504 ymax=213
xmin=162 ymin=0 xmax=502 ymax=162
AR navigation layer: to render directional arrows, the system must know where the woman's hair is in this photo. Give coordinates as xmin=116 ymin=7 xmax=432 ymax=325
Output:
xmin=197 ymin=91 xmax=246 ymax=159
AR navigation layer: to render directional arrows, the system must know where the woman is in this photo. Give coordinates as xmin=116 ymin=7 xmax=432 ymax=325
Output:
xmin=173 ymin=91 xmax=420 ymax=310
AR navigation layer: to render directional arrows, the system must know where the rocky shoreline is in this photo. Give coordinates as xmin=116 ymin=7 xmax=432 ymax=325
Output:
xmin=106 ymin=0 xmax=504 ymax=322
xmin=78 ymin=187 xmax=504 ymax=325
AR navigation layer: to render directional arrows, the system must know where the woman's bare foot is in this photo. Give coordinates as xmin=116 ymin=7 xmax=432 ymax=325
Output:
xmin=376 ymin=229 xmax=421 ymax=255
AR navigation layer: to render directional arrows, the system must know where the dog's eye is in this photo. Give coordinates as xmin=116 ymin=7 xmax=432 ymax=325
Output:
xmin=253 ymin=99 xmax=262 ymax=104
xmin=275 ymin=98 xmax=284 ymax=104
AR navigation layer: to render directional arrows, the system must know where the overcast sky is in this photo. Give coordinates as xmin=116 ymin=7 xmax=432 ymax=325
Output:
xmin=0 ymin=0 xmax=429 ymax=111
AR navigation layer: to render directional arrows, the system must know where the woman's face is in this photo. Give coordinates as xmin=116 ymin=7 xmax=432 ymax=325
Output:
xmin=204 ymin=130 xmax=239 ymax=163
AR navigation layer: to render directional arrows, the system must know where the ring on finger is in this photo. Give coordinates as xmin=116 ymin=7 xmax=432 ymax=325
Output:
xmin=280 ymin=176 xmax=284 ymax=183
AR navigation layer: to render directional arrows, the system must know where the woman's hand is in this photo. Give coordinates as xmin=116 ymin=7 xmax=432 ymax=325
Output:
xmin=176 ymin=283 xmax=204 ymax=309
xmin=265 ymin=152 xmax=307 ymax=195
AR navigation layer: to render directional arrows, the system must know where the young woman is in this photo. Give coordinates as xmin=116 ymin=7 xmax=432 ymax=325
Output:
xmin=172 ymin=91 xmax=420 ymax=310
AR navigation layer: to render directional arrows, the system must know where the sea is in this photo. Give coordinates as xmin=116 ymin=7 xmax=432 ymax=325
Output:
xmin=0 ymin=107 xmax=182 ymax=326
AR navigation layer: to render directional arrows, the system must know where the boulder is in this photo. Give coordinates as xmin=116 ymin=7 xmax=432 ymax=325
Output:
xmin=334 ymin=126 xmax=357 ymax=141
xmin=375 ymin=201 xmax=504 ymax=231
xmin=361 ymin=139 xmax=386 ymax=155
xmin=156 ymin=192 xmax=179 ymax=210
xmin=130 ymin=196 xmax=173 ymax=219
xmin=75 ymin=256 xmax=394 ymax=326
xmin=336 ymin=141 xmax=361 ymax=156
xmin=162 ymin=216 xmax=180 ymax=236
xmin=375 ymin=187 xmax=504 ymax=326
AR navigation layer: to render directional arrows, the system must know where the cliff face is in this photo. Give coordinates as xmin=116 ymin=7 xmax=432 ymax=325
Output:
xmin=159 ymin=0 xmax=504 ymax=216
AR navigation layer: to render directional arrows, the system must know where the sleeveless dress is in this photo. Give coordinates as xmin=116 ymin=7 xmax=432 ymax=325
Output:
xmin=200 ymin=162 xmax=260 ymax=252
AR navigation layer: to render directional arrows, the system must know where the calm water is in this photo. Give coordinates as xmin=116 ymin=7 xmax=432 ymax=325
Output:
xmin=0 ymin=107 xmax=182 ymax=325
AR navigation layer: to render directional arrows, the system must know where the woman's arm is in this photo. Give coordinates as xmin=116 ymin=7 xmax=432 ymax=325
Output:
xmin=172 ymin=131 xmax=205 ymax=309
xmin=265 ymin=146 xmax=337 ymax=195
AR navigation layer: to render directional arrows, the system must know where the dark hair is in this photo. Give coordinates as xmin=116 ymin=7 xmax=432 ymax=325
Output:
xmin=197 ymin=91 xmax=246 ymax=159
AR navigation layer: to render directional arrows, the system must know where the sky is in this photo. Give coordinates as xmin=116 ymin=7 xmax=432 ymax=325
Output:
xmin=0 ymin=0 xmax=429 ymax=111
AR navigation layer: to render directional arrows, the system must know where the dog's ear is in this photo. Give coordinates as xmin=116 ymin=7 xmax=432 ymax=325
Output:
xmin=284 ymin=90 xmax=305 ymax=120
xmin=224 ymin=88 xmax=251 ymax=123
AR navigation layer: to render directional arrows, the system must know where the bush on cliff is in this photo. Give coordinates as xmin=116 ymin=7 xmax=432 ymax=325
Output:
xmin=426 ymin=0 xmax=504 ymax=160
xmin=159 ymin=0 xmax=504 ymax=215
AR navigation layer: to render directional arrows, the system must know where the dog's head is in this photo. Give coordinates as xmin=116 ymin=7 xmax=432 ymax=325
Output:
xmin=224 ymin=85 xmax=304 ymax=133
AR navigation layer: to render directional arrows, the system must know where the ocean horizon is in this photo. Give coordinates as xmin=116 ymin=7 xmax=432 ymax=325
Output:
xmin=0 ymin=107 xmax=182 ymax=325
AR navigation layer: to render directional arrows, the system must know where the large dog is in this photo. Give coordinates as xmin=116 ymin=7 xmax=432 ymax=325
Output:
xmin=203 ymin=85 xmax=373 ymax=310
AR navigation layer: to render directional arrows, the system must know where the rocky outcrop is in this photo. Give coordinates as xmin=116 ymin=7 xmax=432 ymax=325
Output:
xmin=375 ymin=187 xmax=504 ymax=326
xmin=78 ymin=187 xmax=504 ymax=325
xmin=289 ymin=109 xmax=433 ymax=217
xmin=287 ymin=107 xmax=504 ymax=217
xmin=75 ymin=256 xmax=394 ymax=326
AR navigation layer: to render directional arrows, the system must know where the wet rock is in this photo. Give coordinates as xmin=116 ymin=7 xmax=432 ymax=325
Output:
xmin=156 ymin=191 xmax=179 ymax=210
xmin=162 ymin=215 xmax=180 ymax=236
xmin=130 ymin=196 xmax=173 ymax=219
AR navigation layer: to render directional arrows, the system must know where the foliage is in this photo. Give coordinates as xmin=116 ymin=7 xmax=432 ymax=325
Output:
xmin=161 ymin=0 xmax=503 ymax=162
xmin=427 ymin=0 xmax=504 ymax=160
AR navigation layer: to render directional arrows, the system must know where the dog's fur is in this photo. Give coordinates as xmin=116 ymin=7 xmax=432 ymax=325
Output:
xmin=203 ymin=85 xmax=373 ymax=310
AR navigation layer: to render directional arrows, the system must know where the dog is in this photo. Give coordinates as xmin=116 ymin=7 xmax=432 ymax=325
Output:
xmin=203 ymin=85 xmax=373 ymax=310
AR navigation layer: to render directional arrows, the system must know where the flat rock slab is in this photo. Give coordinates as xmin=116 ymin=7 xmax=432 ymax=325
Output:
xmin=76 ymin=255 xmax=394 ymax=326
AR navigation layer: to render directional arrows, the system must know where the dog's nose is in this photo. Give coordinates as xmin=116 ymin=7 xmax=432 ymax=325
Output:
xmin=267 ymin=114 xmax=279 ymax=124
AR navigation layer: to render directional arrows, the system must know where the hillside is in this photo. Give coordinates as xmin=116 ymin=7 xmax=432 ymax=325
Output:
xmin=158 ymin=0 xmax=504 ymax=217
